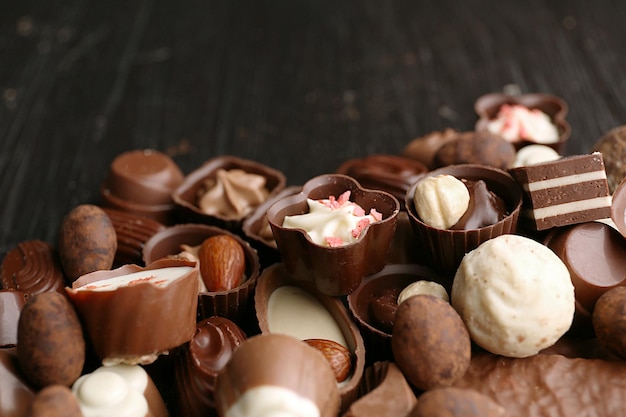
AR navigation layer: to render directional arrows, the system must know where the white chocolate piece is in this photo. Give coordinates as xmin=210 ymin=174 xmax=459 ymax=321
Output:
xmin=225 ymin=385 xmax=320 ymax=417
xmin=397 ymin=280 xmax=449 ymax=305
xmin=451 ymin=234 xmax=575 ymax=358
xmin=72 ymin=365 xmax=149 ymax=417
xmin=413 ymin=175 xmax=470 ymax=229
xmin=73 ymin=266 xmax=194 ymax=292
xmin=267 ymin=286 xmax=348 ymax=348
xmin=513 ymin=144 xmax=561 ymax=167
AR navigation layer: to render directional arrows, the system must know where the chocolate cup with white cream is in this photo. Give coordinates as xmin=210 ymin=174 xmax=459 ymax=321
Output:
xmin=254 ymin=263 xmax=365 ymax=412
xmin=142 ymin=223 xmax=260 ymax=327
xmin=405 ymin=164 xmax=522 ymax=277
xmin=215 ymin=333 xmax=341 ymax=417
xmin=474 ymin=92 xmax=570 ymax=152
xmin=66 ymin=258 xmax=198 ymax=365
xmin=267 ymin=174 xmax=400 ymax=296
xmin=172 ymin=155 xmax=286 ymax=232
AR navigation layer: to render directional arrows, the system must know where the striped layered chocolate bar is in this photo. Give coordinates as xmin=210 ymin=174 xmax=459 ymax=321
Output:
xmin=509 ymin=152 xmax=611 ymax=231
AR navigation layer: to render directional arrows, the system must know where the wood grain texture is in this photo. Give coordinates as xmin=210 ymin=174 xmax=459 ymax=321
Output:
xmin=1 ymin=0 xmax=625 ymax=253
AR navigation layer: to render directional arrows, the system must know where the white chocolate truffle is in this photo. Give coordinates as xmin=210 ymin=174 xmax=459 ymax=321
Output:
xmin=513 ymin=144 xmax=560 ymax=167
xmin=397 ymin=280 xmax=449 ymax=305
xmin=451 ymin=234 xmax=575 ymax=358
xmin=413 ymin=175 xmax=470 ymax=229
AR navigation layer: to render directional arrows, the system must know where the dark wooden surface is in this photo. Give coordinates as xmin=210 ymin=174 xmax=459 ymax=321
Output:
xmin=1 ymin=0 xmax=625 ymax=254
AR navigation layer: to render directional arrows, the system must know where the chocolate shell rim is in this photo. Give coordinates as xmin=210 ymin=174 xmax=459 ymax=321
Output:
xmin=267 ymin=173 xmax=400 ymax=248
xmin=172 ymin=155 xmax=288 ymax=224
xmin=473 ymin=92 xmax=571 ymax=151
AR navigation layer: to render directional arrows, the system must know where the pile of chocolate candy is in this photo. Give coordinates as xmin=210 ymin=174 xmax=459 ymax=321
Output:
xmin=3 ymin=92 xmax=626 ymax=417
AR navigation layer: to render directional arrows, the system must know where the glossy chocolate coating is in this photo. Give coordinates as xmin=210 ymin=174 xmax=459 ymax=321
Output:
xmin=367 ymin=288 xmax=398 ymax=334
xmin=175 ymin=316 xmax=246 ymax=417
xmin=1 ymin=240 xmax=66 ymax=296
xmin=0 ymin=290 xmax=27 ymax=348
xmin=66 ymin=258 xmax=198 ymax=364
xmin=451 ymin=180 xmax=507 ymax=230
xmin=267 ymin=174 xmax=399 ymax=296
xmin=544 ymin=222 xmax=626 ymax=334
xmin=335 ymin=154 xmax=428 ymax=209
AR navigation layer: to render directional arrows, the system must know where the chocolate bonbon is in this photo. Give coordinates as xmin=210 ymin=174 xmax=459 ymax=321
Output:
xmin=592 ymin=124 xmax=626 ymax=193
xmin=1 ymin=240 xmax=66 ymax=296
xmin=66 ymin=258 xmax=198 ymax=365
xmin=510 ymin=152 xmax=612 ymax=231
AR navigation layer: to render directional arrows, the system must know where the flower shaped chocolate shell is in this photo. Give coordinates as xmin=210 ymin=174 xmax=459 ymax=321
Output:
xmin=474 ymin=92 xmax=570 ymax=152
xmin=267 ymin=174 xmax=400 ymax=296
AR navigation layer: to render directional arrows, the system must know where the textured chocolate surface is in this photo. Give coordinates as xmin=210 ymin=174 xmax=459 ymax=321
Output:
xmin=593 ymin=125 xmax=626 ymax=193
xmin=453 ymin=352 xmax=626 ymax=417
xmin=1 ymin=240 xmax=66 ymax=296
xmin=434 ymin=130 xmax=516 ymax=170
xmin=509 ymin=153 xmax=611 ymax=231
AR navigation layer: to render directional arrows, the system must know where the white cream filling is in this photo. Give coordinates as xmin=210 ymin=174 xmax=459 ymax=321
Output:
xmin=74 ymin=266 xmax=193 ymax=292
xmin=267 ymin=286 xmax=348 ymax=348
xmin=526 ymin=196 xmax=612 ymax=220
xmin=225 ymin=385 xmax=320 ymax=417
xmin=72 ymin=364 xmax=149 ymax=417
xmin=523 ymin=170 xmax=607 ymax=192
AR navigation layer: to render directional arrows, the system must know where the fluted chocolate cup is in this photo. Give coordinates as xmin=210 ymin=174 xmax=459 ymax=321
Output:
xmin=214 ymin=333 xmax=340 ymax=417
xmin=267 ymin=174 xmax=399 ymax=296
xmin=142 ymin=223 xmax=260 ymax=327
xmin=347 ymin=263 xmax=443 ymax=363
xmin=254 ymin=263 xmax=365 ymax=412
xmin=405 ymin=164 xmax=522 ymax=277
xmin=66 ymin=258 xmax=198 ymax=365
xmin=172 ymin=155 xmax=287 ymax=232
xmin=474 ymin=92 xmax=570 ymax=153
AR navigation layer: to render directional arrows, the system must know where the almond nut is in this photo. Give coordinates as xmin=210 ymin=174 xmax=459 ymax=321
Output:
xmin=304 ymin=338 xmax=352 ymax=382
xmin=198 ymin=234 xmax=246 ymax=292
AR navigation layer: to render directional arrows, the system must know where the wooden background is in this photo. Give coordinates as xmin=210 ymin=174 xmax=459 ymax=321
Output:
xmin=1 ymin=0 xmax=625 ymax=254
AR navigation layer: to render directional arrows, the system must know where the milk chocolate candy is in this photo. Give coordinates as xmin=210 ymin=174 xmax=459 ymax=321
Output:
xmin=26 ymin=385 xmax=82 ymax=417
xmin=544 ymin=221 xmax=626 ymax=334
xmin=66 ymin=258 xmax=198 ymax=365
xmin=215 ymin=333 xmax=341 ymax=417
xmin=453 ymin=352 xmax=626 ymax=417
xmin=1 ymin=240 xmax=66 ymax=295
xmin=100 ymin=149 xmax=184 ymax=224
xmin=509 ymin=153 xmax=612 ymax=231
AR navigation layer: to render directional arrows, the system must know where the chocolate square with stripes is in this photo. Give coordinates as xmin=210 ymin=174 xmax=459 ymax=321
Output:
xmin=510 ymin=152 xmax=611 ymax=231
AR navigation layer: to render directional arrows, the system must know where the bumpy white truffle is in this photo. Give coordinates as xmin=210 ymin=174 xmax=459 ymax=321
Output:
xmin=451 ymin=234 xmax=575 ymax=358
xmin=413 ymin=175 xmax=470 ymax=229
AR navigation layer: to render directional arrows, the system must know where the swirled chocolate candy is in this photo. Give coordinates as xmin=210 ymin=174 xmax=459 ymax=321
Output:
xmin=509 ymin=153 xmax=611 ymax=231
xmin=175 ymin=316 xmax=246 ymax=417
xmin=1 ymin=240 xmax=66 ymax=296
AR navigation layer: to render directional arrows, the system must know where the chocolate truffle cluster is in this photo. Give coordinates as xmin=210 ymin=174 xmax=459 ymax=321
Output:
xmin=4 ymin=94 xmax=626 ymax=417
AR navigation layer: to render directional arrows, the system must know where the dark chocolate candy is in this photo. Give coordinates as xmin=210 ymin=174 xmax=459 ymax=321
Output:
xmin=451 ymin=179 xmax=507 ymax=230
xmin=175 ymin=316 xmax=246 ymax=417
xmin=1 ymin=240 xmax=66 ymax=295
xmin=592 ymin=125 xmax=626 ymax=193
xmin=434 ymin=130 xmax=516 ymax=170
xmin=367 ymin=288 xmax=399 ymax=334
xmin=509 ymin=153 xmax=611 ymax=231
